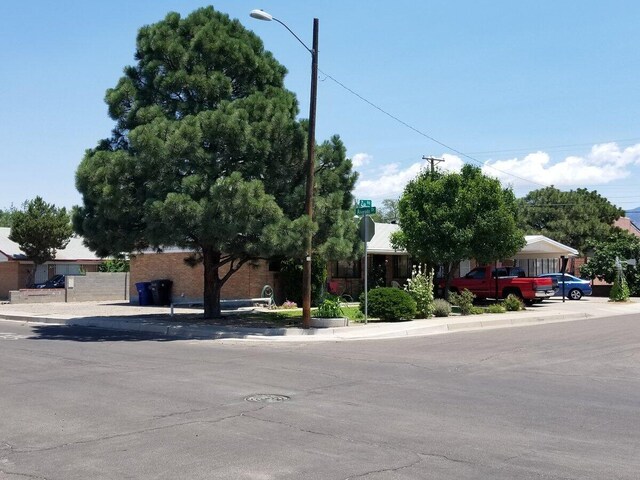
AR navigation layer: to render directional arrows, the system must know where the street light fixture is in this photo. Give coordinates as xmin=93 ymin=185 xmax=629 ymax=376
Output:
xmin=250 ymin=9 xmax=319 ymax=329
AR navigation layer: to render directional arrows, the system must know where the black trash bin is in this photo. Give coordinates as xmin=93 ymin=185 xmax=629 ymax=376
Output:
xmin=150 ymin=279 xmax=173 ymax=306
xmin=135 ymin=282 xmax=154 ymax=306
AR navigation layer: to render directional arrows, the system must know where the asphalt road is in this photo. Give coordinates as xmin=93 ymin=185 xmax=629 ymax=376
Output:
xmin=1 ymin=315 xmax=639 ymax=480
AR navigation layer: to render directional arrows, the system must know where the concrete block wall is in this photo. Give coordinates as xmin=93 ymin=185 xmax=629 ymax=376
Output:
xmin=66 ymin=272 xmax=129 ymax=302
xmin=9 ymin=289 xmax=65 ymax=304
xmin=129 ymin=252 xmax=277 ymax=304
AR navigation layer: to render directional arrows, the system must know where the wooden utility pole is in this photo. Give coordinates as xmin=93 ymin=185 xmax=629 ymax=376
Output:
xmin=422 ymin=155 xmax=444 ymax=173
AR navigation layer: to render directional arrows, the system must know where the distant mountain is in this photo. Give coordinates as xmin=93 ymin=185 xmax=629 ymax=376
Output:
xmin=625 ymin=208 xmax=640 ymax=225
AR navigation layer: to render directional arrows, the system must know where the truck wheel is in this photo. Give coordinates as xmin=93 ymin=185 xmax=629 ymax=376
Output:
xmin=568 ymin=289 xmax=582 ymax=300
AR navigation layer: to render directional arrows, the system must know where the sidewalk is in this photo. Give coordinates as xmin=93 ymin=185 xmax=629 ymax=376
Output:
xmin=1 ymin=297 xmax=639 ymax=341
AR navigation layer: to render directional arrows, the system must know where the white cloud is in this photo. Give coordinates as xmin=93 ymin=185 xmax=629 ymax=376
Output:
xmin=354 ymin=161 xmax=424 ymax=200
xmin=351 ymin=152 xmax=373 ymax=168
xmin=354 ymin=154 xmax=460 ymax=200
xmin=483 ymin=143 xmax=640 ymax=188
xmin=353 ymin=142 xmax=640 ymax=201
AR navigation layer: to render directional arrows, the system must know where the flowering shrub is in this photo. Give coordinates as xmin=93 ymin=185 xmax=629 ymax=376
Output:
xmin=280 ymin=300 xmax=298 ymax=309
xmin=404 ymin=265 xmax=435 ymax=318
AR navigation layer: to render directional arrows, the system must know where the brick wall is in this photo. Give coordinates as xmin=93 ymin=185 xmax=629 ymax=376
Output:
xmin=0 ymin=262 xmax=20 ymax=299
xmin=129 ymin=252 xmax=277 ymax=304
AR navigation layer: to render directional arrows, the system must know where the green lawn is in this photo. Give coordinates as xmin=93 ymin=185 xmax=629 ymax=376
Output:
xmin=242 ymin=305 xmax=366 ymax=327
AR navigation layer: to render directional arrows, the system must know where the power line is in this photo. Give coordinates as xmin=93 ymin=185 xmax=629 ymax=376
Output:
xmin=318 ymin=68 xmax=549 ymax=188
xmin=465 ymin=138 xmax=640 ymax=156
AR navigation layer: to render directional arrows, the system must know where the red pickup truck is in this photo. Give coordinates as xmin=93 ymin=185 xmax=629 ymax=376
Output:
xmin=447 ymin=266 xmax=555 ymax=303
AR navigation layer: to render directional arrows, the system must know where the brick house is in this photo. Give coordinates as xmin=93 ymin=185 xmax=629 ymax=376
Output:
xmin=129 ymin=248 xmax=278 ymax=304
xmin=0 ymin=227 xmax=102 ymax=299
xmin=326 ymin=223 xmax=579 ymax=299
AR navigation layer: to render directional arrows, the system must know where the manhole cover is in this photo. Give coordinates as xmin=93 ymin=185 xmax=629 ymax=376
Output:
xmin=244 ymin=394 xmax=290 ymax=403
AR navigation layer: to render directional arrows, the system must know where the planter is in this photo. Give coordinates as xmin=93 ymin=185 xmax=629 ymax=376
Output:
xmin=310 ymin=317 xmax=349 ymax=328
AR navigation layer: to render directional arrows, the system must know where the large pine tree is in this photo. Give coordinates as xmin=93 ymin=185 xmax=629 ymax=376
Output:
xmin=74 ymin=7 xmax=358 ymax=317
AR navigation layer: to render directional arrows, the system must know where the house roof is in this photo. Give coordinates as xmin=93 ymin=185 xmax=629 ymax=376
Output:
xmin=366 ymin=223 xmax=579 ymax=258
xmin=0 ymin=227 xmax=102 ymax=262
xmin=367 ymin=222 xmax=404 ymax=255
xmin=614 ymin=217 xmax=640 ymax=238
xmin=513 ymin=235 xmax=578 ymax=259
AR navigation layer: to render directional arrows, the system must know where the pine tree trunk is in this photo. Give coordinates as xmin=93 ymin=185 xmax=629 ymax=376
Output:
xmin=203 ymin=247 xmax=222 ymax=319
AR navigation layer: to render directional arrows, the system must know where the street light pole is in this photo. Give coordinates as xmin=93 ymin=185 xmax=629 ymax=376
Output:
xmin=302 ymin=19 xmax=319 ymax=328
xmin=250 ymin=10 xmax=318 ymax=328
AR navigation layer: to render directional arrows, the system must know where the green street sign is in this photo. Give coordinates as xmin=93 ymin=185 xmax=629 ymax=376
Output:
xmin=358 ymin=199 xmax=372 ymax=208
xmin=355 ymin=206 xmax=376 ymax=215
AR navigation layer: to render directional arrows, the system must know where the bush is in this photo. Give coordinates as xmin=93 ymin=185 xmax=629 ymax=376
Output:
xmin=448 ymin=289 xmax=476 ymax=315
xmin=503 ymin=294 xmax=523 ymax=311
xmin=433 ymin=299 xmax=452 ymax=317
xmin=484 ymin=304 xmax=506 ymax=314
xmin=610 ymin=269 xmax=630 ymax=302
xmin=404 ymin=266 xmax=435 ymax=318
xmin=469 ymin=306 xmax=485 ymax=315
xmin=361 ymin=287 xmax=416 ymax=322
xmin=279 ymin=300 xmax=298 ymax=309
xmin=316 ymin=295 xmax=343 ymax=318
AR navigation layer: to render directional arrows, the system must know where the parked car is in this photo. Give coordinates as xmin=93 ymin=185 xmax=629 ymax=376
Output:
xmin=537 ymin=273 xmax=592 ymax=300
xmin=444 ymin=266 xmax=555 ymax=303
xmin=32 ymin=274 xmax=65 ymax=289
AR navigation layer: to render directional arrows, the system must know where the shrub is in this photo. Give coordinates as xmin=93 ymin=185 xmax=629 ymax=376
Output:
xmin=469 ymin=306 xmax=485 ymax=315
xmin=404 ymin=266 xmax=435 ymax=318
xmin=448 ymin=289 xmax=476 ymax=315
xmin=503 ymin=294 xmax=523 ymax=311
xmin=361 ymin=287 xmax=416 ymax=322
xmin=610 ymin=268 xmax=630 ymax=302
xmin=433 ymin=299 xmax=452 ymax=317
xmin=280 ymin=300 xmax=298 ymax=309
xmin=484 ymin=304 xmax=506 ymax=314
xmin=316 ymin=295 xmax=343 ymax=318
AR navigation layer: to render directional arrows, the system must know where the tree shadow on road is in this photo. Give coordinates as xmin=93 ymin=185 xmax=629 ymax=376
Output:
xmin=27 ymin=324 xmax=179 ymax=342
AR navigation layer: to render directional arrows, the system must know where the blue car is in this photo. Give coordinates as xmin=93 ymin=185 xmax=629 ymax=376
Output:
xmin=538 ymin=273 xmax=592 ymax=300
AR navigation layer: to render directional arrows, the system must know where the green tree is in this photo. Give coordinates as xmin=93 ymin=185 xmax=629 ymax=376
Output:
xmin=518 ymin=187 xmax=624 ymax=254
xmin=98 ymin=258 xmax=130 ymax=273
xmin=74 ymin=7 xmax=358 ymax=317
xmin=369 ymin=198 xmax=399 ymax=223
xmin=0 ymin=208 xmax=14 ymax=227
xmin=10 ymin=197 xmax=73 ymax=286
xmin=580 ymin=230 xmax=640 ymax=295
xmin=391 ymin=165 xmax=525 ymax=297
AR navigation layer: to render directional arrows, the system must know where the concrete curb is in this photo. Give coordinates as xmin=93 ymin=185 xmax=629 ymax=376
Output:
xmin=0 ymin=309 xmax=602 ymax=342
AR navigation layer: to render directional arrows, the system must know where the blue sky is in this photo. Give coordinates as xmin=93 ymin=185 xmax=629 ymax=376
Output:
xmin=1 ymin=1 xmax=639 ymax=213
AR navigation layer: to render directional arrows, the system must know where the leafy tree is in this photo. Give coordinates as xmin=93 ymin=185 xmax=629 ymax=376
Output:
xmin=518 ymin=187 xmax=624 ymax=255
xmin=10 ymin=197 xmax=73 ymax=286
xmin=391 ymin=165 xmax=525 ymax=297
xmin=580 ymin=230 xmax=640 ymax=295
xmin=74 ymin=7 xmax=358 ymax=317
xmin=98 ymin=258 xmax=130 ymax=273
xmin=369 ymin=198 xmax=399 ymax=223
xmin=0 ymin=208 xmax=13 ymax=227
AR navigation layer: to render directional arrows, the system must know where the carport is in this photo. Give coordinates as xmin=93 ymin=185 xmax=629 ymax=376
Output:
xmin=512 ymin=235 xmax=579 ymax=276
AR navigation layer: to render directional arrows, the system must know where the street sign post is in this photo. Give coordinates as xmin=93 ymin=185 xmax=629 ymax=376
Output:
xmin=359 ymin=215 xmax=375 ymax=242
xmin=355 ymin=201 xmax=376 ymax=324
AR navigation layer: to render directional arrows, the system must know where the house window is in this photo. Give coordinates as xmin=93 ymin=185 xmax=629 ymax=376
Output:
xmin=392 ymin=256 xmax=412 ymax=278
xmin=335 ymin=260 xmax=361 ymax=278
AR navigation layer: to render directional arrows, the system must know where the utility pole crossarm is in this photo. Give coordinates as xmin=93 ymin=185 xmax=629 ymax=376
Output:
xmin=422 ymin=155 xmax=445 ymax=173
